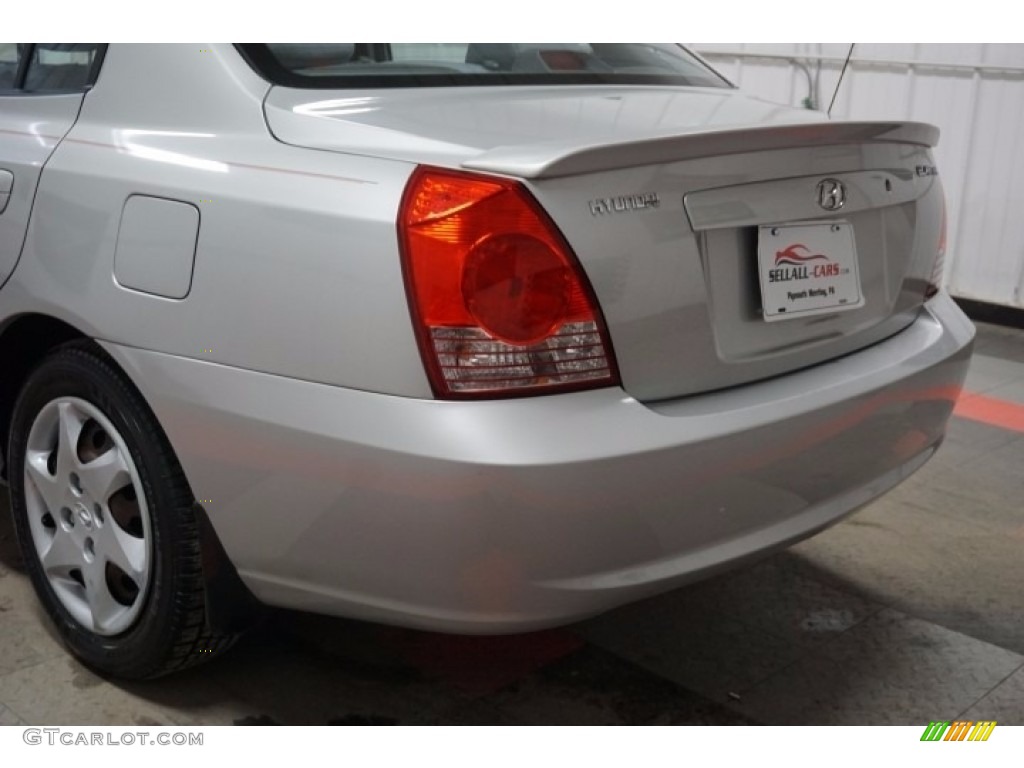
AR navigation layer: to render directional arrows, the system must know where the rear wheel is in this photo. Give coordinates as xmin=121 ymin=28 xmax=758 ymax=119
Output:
xmin=8 ymin=342 xmax=237 ymax=678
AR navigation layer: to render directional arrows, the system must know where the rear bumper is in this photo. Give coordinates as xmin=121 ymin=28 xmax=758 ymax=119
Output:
xmin=103 ymin=292 xmax=974 ymax=633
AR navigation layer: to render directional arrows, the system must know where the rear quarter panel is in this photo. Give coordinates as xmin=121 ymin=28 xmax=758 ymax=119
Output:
xmin=3 ymin=43 xmax=431 ymax=398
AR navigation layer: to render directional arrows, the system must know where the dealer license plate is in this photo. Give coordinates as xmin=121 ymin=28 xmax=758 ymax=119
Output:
xmin=757 ymin=222 xmax=864 ymax=322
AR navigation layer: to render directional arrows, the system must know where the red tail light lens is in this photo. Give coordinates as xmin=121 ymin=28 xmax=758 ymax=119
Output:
xmin=398 ymin=166 xmax=619 ymax=398
xmin=463 ymin=233 xmax=574 ymax=344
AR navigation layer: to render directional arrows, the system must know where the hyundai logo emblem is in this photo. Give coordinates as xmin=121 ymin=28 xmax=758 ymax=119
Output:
xmin=816 ymin=178 xmax=847 ymax=211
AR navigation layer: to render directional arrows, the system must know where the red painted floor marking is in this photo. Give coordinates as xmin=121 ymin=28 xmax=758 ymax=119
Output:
xmin=954 ymin=390 xmax=1024 ymax=433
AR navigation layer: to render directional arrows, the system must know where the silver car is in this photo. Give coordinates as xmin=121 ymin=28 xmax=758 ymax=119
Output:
xmin=0 ymin=43 xmax=974 ymax=678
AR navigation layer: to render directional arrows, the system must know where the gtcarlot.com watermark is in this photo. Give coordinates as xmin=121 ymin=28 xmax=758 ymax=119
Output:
xmin=23 ymin=728 xmax=203 ymax=747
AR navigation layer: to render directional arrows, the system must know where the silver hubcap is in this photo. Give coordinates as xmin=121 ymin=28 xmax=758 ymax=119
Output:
xmin=23 ymin=397 xmax=152 ymax=636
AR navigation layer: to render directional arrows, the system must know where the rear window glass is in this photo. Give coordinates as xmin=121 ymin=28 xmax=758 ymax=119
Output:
xmin=0 ymin=44 xmax=23 ymax=90
xmin=23 ymin=43 xmax=103 ymax=92
xmin=237 ymin=44 xmax=731 ymax=89
xmin=0 ymin=44 xmax=106 ymax=93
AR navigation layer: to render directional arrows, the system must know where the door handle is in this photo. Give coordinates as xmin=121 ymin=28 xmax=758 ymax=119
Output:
xmin=0 ymin=169 xmax=12 ymax=214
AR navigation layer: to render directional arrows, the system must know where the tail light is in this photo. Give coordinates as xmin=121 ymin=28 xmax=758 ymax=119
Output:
xmin=925 ymin=194 xmax=947 ymax=299
xmin=398 ymin=166 xmax=619 ymax=398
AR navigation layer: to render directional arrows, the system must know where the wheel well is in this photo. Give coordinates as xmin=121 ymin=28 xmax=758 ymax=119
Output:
xmin=0 ymin=320 xmax=263 ymax=632
xmin=0 ymin=315 xmax=86 ymax=480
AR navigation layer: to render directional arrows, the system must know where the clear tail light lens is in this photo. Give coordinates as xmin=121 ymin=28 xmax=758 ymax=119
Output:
xmin=398 ymin=166 xmax=619 ymax=398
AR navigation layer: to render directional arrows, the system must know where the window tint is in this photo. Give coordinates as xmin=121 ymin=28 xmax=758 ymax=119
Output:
xmin=0 ymin=43 xmax=25 ymax=90
xmin=239 ymin=43 xmax=730 ymax=89
xmin=22 ymin=43 xmax=104 ymax=92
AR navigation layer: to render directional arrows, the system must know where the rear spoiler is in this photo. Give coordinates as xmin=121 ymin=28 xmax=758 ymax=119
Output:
xmin=462 ymin=121 xmax=940 ymax=180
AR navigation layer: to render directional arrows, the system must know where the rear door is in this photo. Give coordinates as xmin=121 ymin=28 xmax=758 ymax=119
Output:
xmin=0 ymin=44 xmax=105 ymax=288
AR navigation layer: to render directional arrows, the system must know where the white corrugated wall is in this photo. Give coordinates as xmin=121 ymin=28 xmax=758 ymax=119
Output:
xmin=692 ymin=43 xmax=1024 ymax=310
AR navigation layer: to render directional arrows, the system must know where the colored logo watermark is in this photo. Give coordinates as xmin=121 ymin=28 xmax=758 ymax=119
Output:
xmin=774 ymin=244 xmax=830 ymax=266
xmin=769 ymin=244 xmax=844 ymax=284
xmin=920 ymin=721 xmax=996 ymax=742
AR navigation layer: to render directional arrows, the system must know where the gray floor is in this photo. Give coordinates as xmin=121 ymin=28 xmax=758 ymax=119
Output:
xmin=1 ymin=321 xmax=1022 ymax=726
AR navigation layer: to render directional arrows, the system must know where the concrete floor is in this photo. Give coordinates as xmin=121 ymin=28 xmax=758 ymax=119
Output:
xmin=1 ymin=321 xmax=1022 ymax=726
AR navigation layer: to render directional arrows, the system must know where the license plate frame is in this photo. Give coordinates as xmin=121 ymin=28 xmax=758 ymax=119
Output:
xmin=757 ymin=221 xmax=864 ymax=322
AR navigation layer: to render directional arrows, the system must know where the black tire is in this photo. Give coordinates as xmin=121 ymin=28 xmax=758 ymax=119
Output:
xmin=7 ymin=341 xmax=237 ymax=678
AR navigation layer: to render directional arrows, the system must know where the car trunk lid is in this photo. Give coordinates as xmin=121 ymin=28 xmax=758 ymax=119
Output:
xmin=264 ymin=86 xmax=943 ymax=402
xmin=522 ymin=136 xmax=943 ymax=401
